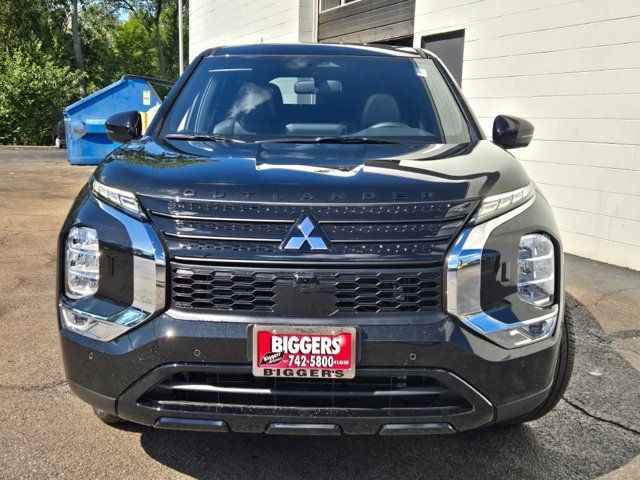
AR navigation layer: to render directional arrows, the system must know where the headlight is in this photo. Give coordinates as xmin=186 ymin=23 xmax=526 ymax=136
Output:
xmin=66 ymin=226 xmax=99 ymax=298
xmin=92 ymin=179 xmax=142 ymax=216
xmin=476 ymin=183 xmax=534 ymax=223
xmin=518 ymin=233 xmax=555 ymax=306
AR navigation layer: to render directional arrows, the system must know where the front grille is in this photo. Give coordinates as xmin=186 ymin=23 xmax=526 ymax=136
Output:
xmin=163 ymin=200 xmax=469 ymax=219
xmin=139 ymin=196 xmax=478 ymax=264
xmin=139 ymin=369 xmax=472 ymax=416
xmin=174 ymin=239 xmax=446 ymax=256
xmin=171 ymin=264 xmax=441 ymax=315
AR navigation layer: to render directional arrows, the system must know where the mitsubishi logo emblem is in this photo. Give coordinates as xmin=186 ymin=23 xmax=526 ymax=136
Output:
xmin=281 ymin=215 xmax=330 ymax=251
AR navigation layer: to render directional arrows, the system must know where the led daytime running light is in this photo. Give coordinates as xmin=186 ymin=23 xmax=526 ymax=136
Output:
xmin=92 ymin=179 xmax=141 ymax=215
xmin=477 ymin=183 xmax=534 ymax=222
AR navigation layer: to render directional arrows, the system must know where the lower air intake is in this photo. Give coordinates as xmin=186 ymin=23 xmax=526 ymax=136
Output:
xmin=139 ymin=368 xmax=472 ymax=417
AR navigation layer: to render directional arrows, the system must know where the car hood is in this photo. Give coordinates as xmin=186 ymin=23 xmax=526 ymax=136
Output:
xmin=94 ymin=137 xmax=531 ymax=204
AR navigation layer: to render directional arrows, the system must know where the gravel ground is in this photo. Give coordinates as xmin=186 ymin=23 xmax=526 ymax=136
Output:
xmin=0 ymin=147 xmax=638 ymax=479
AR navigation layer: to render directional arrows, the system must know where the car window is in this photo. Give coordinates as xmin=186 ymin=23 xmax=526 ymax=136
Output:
xmin=417 ymin=59 xmax=469 ymax=144
xmin=161 ymin=55 xmax=471 ymax=143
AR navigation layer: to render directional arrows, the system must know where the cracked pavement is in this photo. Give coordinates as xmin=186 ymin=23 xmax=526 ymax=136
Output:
xmin=0 ymin=147 xmax=638 ymax=479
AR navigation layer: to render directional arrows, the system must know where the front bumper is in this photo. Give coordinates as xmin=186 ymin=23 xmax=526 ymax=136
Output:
xmin=61 ymin=308 xmax=562 ymax=434
xmin=58 ymin=186 xmax=563 ymax=434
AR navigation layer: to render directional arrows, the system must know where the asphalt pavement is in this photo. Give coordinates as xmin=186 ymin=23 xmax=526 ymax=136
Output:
xmin=0 ymin=147 xmax=638 ymax=479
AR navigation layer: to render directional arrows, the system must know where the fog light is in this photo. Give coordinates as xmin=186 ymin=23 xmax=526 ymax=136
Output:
xmin=60 ymin=304 xmax=97 ymax=332
xmin=462 ymin=306 xmax=559 ymax=349
xmin=518 ymin=233 xmax=554 ymax=306
xmin=66 ymin=226 xmax=99 ymax=299
xmin=59 ymin=302 xmax=141 ymax=342
xmin=493 ymin=312 xmax=557 ymax=348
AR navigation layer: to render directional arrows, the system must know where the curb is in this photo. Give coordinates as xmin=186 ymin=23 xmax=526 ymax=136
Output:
xmin=0 ymin=146 xmax=58 ymax=149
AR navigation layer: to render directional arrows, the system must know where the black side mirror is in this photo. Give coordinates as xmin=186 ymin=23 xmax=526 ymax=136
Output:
xmin=105 ymin=110 xmax=142 ymax=144
xmin=493 ymin=115 xmax=534 ymax=149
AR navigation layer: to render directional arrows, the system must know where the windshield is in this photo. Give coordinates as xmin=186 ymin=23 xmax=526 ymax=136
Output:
xmin=160 ymin=55 xmax=471 ymax=144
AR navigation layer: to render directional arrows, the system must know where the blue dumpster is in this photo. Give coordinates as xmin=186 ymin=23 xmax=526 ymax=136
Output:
xmin=63 ymin=75 xmax=173 ymax=165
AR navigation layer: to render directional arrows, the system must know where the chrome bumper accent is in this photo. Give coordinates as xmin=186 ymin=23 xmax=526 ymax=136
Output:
xmin=59 ymin=301 xmax=147 ymax=342
xmin=60 ymin=199 xmax=166 ymax=342
xmin=446 ymin=196 xmax=559 ymax=348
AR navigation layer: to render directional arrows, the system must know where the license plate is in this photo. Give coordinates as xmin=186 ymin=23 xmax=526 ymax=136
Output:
xmin=252 ymin=326 xmax=356 ymax=379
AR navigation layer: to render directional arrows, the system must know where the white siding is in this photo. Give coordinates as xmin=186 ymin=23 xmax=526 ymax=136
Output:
xmin=189 ymin=0 xmax=316 ymax=61
xmin=414 ymin=0 xmax=640 ymax=270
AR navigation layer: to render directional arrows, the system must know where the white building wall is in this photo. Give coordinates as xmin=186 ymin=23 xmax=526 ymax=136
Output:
xmin=414 ymin=0 xmax=640 ymax=270
xmin=188 ymin=0 xmax=640 ymax=270
xmin=189 ymin=0 xmax=315 ymax=61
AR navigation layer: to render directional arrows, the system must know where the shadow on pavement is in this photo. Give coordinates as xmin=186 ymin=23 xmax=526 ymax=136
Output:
xmin=134 ymin=295 xmax=640 ymax=480
xmin=138 ymin=424 xmax=542 ymax=479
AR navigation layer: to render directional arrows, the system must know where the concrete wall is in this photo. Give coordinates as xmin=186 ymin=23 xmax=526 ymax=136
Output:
xmin=189 ymin=0 xmax=316 ymax=61
xmin=414 ymin=0 xmax=640 ymax=270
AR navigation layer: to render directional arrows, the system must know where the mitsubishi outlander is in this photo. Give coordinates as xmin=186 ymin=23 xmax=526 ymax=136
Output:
xmin=58 ymin=43 xmax=574 ymax=435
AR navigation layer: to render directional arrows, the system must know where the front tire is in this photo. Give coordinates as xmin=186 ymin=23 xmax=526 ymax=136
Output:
xmin=500 ymin=305 xmax=575 ymax=424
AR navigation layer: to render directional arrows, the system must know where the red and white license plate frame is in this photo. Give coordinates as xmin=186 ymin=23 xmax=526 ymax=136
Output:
xmin=251 ymin=326 xmax=357 ymax=379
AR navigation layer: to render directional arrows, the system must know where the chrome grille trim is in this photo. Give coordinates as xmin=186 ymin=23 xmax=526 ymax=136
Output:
xmin=139 ymin=197 xmax=479 ymax=264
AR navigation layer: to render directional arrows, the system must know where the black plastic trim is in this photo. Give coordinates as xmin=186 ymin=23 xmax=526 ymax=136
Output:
xmin=68 ymin=380 xmax=117 ymax=415
xmin=116 ymin=364 xmax=494 ymax=434
xmin=494 ymin=382 xmax=552 ymax=423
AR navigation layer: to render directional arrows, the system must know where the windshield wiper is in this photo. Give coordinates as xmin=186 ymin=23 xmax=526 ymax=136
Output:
xmin=255 ymin=136 xmax=411 ymax=145
xmin=165 ymin=134 xmax=424 ymax=145
xmin=164 ymin=133 xmax=246 ymax=144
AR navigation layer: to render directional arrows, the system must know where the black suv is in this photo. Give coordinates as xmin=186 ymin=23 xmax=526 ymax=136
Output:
xmin=52 ymin=118 xmax=66 ymax=148
xmin=58 ymin=44 xmax=574 ymax=435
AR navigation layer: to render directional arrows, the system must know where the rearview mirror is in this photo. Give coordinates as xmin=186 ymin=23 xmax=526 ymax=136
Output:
xmin=105 ymin=110 xmax=142 ymax=144
xmin=294 ymin=79 xmax=342 ymax=95
xmin=492 ymin=115 xmax=534 ymax=149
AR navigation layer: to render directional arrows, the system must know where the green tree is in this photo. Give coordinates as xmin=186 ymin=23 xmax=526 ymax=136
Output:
xmin=0 ymin=0 xmax=187 ymax=144
xmin=70 ymin=0 xmax=87 ymax=96
xmin=108 ymin=0 xmax=166 ymax=76
xmin=113 ymin=14 xmax=159 ymax=77
xmin=0 ymin=42 xmax=79 ymax=144
xmin=160 ymin=0 xmax=188 ymax=79
xmin=79 ymin=2 xmax=121 ymax=89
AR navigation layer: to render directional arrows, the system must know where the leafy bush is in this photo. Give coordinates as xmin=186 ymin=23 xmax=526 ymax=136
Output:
xmin=0 ymin=1 xmax=187 ymax=145
xmin=0 ymin=43 xmax=79 ymax=145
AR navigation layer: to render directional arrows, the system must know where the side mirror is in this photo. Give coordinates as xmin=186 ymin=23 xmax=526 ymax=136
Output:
xmin=105 ymin=110 xmax=142 ymax=144
xmin=492 ymin=115 xmax=534 ymax=149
